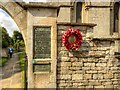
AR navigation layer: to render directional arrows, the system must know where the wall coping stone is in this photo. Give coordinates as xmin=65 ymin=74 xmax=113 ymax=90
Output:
xmin=16 ymin=2 xmax=60 ymax=9
xmin=57 ymin=22 xmax=97 ymax=27
xmin=16 ymin=2 xmax=73 ymax=9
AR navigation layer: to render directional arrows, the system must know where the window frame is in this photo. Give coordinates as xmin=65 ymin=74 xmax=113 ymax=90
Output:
xmin=33 ymin=26 xmax=52 ymax=60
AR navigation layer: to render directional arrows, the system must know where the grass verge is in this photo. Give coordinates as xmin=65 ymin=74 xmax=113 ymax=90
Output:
xmin=18 ymin=52 xmax=25 ymax=88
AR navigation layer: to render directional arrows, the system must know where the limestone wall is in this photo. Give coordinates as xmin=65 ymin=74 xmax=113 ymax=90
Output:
xmin=82 ymin=2 xmax=113 ymax=38
xmin=27 ymin=8 xmax=57 ymax=88
xmin=57 ymin=24 xmax=120 ymax=88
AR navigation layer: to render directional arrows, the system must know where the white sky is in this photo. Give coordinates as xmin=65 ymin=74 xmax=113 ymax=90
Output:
xmin=0 ymin=8 xmax=20 ymax=37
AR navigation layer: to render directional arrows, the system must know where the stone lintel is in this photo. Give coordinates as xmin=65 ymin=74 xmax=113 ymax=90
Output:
xmin=85 ymin=5 xmax=112 ymax=8
xmin=92 ymin=37 xmax=120 ymax=41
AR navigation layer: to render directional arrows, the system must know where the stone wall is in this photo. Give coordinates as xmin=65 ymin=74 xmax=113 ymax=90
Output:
xmin=82 ymin=2 xmax=113 ymax=38
xmin=27 ymin=7 xmax=57 ymax=88
xmin=57 ymin=23 xmax=120 ymax=88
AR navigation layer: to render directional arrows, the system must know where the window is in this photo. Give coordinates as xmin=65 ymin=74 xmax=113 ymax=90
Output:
xmin=76 ymin=2 xmax=82 ymax=23
xmin=113 ymin=2 xmax=119 ymax=32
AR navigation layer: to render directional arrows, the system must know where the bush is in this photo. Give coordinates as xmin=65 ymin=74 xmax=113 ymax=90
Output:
xmin=0 ymin=57 xmax=7 ymax=67
xmin=2 ymin=40 xmax=8 ymax=48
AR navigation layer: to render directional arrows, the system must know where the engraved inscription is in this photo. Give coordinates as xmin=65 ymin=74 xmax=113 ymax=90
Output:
xmin=33 ymin=27 xmax=51 ymax=59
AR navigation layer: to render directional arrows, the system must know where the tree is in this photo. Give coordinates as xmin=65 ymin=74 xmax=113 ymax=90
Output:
xmin=1 ymin=27 xmax=12 ymax=48
xmin=12 ymin=30 xmax=25 ymax=51
xmin=12 ymin=31 xmax=23 ymax=42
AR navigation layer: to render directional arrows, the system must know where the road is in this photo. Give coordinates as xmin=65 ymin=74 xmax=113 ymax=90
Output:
xmin=0 ymin=53 xmax=22 ymax=88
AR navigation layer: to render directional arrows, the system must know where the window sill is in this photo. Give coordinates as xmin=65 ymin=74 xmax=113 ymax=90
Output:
xmin=33 ymin=59 xmax=51 ymax=64
xmin=33 ymin=72 xmax=51 ymax=74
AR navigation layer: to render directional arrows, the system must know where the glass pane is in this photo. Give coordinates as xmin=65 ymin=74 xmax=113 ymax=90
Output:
xmin=33 ymin=27 xmax=51 ymax=59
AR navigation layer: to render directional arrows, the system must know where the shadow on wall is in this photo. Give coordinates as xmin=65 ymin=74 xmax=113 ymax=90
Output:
xmin=70 ymin=40 xmax=91 ymax=58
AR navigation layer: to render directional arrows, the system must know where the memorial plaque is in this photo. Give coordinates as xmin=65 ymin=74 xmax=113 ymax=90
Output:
xmin=33 ymin=64 xmax=51 ymax=72
xmin=33 ymin=27 xmax=51 ymax=59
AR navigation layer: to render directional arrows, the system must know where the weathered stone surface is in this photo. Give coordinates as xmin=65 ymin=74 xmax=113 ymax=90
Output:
xmin=60 ymin=75 xmax=71 ymax=80
xmin=1 ymin=1 xmax=120 ymax=89
xmin=84 ymin=63 xmax=95 ymax=67
xmin=93 ymin=74 xmax=103 ymax=80
xmin=94 ymin=85 xmax=104 ymax=88
xmin=89 ymin=80 xmax=101 ymax=85
xmin=104 ymin=73 xmax=113 ymax=79
xmin=72 ymin=62 xmax=83 ymax=67
xmin=57 ymin=25 xmax=120 ymax=88
xmin=72 ymin=74 xmax=83 ymax=80
xmin=102 ymin=81 xmax=112 ymax=85
xmin=96 ymin=63 xmax=107 ymax=67
xmin=84 ymin=74 xmax=92 ymax=79
xmin=60 ymin=62 xmax=71 ymax=67
xmin=86 ymin=70 xmax=97 ymax=74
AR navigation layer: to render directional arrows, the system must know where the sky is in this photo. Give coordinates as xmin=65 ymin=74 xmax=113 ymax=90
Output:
xmin=0 ymin=8 xmax=20 ymax=37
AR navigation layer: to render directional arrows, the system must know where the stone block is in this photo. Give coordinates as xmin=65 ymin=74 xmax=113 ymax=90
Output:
xmin=92 ymin=67 xmax=103 ymax=71
xmin=72 ymin=62 xmax=83 ymax=67
xmin=60 ymin=75 xmax=71 ymax=80
xmin=97 ymin=70 xmax=107 ymax=74
xmin=86 ymin=70 xmax=97 ymax=74
xmin=104 ymin=73 xmax=113 ymax=79
xmin=58 ymin=51 xmax=69 ymax=57
xmin=114 ymin=74 xmax=120 ymax=79
xmin=96 ymin=63 xmax=107 ymax=67
xmin=69 ymin=52 xmax=74 ymax=57
xmin=104 ymin=85 xmax=114 ymax=88
xmin=107 ymin=61 xmax=113 ymax=67
xmin=60 ymin=70 xmax=72 ymax=75
xmin=57 ymin=7 xmax=71 ymax=22
xmin=75 ymin=26 xmax=87 ymax=31
xmin=78 ymin=86 xmax=85 ymax=88
xmin=84 ymin=63 xmax=95 ymax=67
xmin=75 ymin=70 xmax=86 ymax=74
xmin=102 ymin=81 xmax=112 ymax=85
xmin=70 ymin=58 xmax=78 ymax=62
xmin=82 ymin=67 xmax=91 ymax=70
xmin=58 ymin=83 xmax=67 ymax=87
xmin=84 ymin=74 xmax=92 ymax=79
xmin=89 ymin=80 xmax=101 ymax=86
xmin=86 ymin=86 xmax=94 ymax=88
xmin=69 ymin=67 xmax=82 ymax=70
xmin=60 ymin=62 xmax=71 ymax=67
xmin=113 ymin=81 xmax=119 ymax=85
xmin=61 ymin=57 xmax=70 ymax=62
xmin=72 ymin=74 xmax=83 ymax=80
xmin=57 ymin=25 xmax=69 ymax=30
xmin=97 ymin=47 xmax=110 ymax=51
xmin=94 ymin=85 xmax=104 ymax=88
xmin=93 ymin=74 xmax=103 ymax=80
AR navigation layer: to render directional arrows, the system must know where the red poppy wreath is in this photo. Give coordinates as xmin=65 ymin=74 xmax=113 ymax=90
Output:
xmin=62 ymin=28 xmax=82 ymax=50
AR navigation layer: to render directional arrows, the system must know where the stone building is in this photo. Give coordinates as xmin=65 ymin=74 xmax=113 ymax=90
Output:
xmin=0 ymin=0 xmax=120 ymax=89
